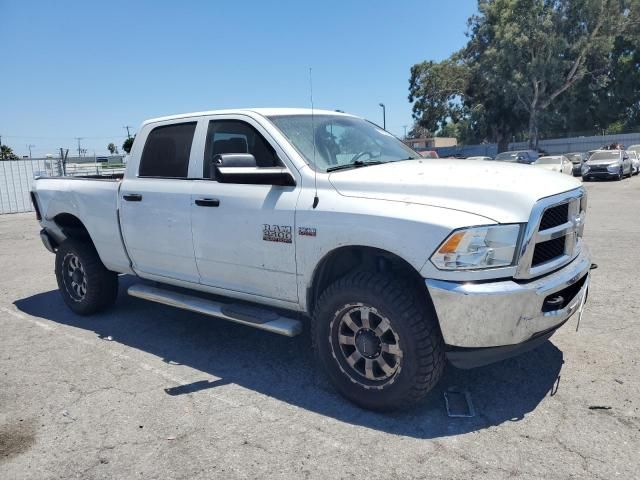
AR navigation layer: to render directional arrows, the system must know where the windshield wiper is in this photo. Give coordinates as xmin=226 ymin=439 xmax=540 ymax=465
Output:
xmin=326 ymin=160 xmax=387 ymax=173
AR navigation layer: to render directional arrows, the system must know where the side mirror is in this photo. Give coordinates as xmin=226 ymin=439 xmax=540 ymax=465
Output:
xmin=212 ymin=153 xmax=296 ymax=187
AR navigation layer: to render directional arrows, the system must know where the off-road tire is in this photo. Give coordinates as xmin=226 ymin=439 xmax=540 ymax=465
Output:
xmin=55 ymin=239 xmax=118 ymax=315
xmin=312 ymin=271 xmax=445 ymax=411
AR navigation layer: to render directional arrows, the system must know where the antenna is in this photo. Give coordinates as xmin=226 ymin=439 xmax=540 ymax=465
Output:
xmin=310 ymin=67 xmax=319 ymax=209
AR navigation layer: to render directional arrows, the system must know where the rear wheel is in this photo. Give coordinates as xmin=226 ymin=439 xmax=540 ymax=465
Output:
xmin=55 ymin=239 xmax=118 ymax=315
xmin=313 ymin=271 xmax=445 ymax=411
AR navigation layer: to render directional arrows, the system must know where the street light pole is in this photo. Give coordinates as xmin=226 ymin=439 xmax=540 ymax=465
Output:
xmin=27 ymin=144 xmax=35 ymax=158
xmin=378 ymin=103 xmax=386 ymax=130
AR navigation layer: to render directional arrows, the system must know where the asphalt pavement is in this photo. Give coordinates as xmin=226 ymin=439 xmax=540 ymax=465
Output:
xmin=1 ymin=177 xmax=639 ymax=479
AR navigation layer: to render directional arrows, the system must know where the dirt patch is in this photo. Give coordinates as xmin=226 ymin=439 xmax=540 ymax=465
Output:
xmin=0 ymin=421 xmax=36 ymax=463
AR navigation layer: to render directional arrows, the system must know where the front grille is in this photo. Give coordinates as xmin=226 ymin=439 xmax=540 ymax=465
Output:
xmin=539 ymin=202 xmax=569 ymax=230
xmin=532 ymin=236 xmax=566 ymax=267
xmin=516 ymin=190 xmax=585 ymax=279
xmin=589 ymin=166 xmax=609 ymax=173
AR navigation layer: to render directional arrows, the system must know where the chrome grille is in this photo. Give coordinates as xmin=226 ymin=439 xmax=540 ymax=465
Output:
xmin=532 ymin=237 xmax=566 ymax=266
xmin=539 ymin=203 xmax=569 ymax=230
xmin=515 ymin=188 xmax=586 ymax=279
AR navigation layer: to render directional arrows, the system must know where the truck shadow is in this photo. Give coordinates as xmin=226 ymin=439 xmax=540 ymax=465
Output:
xmin=14 ymin=277 xmax=564 ymax=440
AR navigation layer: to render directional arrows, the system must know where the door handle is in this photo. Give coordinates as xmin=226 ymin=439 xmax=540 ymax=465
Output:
xmin=195 ymin=198 xmax=220 ymax=207
xmin=123 ymin=193 xmax=142 ymax=202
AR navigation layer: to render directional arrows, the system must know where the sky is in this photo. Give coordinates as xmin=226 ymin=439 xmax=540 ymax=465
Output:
xmin=0 ymin=0 xmax=477 ymax=157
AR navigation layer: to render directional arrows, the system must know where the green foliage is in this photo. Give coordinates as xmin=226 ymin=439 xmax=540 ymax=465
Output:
xmin=122 ymin=136 xmax=135 ymax=154
xmin=107 ymin=143 xmax=116 ymax=154
xmin=409 ymin=0 xmax=637 ymax=151
xmin=0 ymin=145 xmax=19 ymax=160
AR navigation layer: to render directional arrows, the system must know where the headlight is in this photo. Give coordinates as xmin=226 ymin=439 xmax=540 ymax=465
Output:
xmin=581 ymin=164 xmax=590 ymax=173
xmin=607 ymin=163 xmax=620 ymax=171
xmin=431 ymin=225 xmax=522 ymax=270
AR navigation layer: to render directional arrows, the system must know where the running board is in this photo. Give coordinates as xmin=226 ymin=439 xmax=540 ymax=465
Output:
xmin=127 ymin=284 xmax=303 ymax=337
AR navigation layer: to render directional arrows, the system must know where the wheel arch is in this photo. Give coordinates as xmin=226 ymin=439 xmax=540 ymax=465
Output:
xmin=52 ymin=213 xmax=95 ymax=247
xmin=307 ymin=245 xmax=429 ymax=316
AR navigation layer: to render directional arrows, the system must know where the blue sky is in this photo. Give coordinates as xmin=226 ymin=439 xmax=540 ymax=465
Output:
xmin=1 ymin=0 xmax=476 ymax=157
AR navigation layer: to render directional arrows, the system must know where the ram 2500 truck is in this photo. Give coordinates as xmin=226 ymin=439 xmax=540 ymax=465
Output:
xmin=31 ymin=109 xmax=591 ymax=410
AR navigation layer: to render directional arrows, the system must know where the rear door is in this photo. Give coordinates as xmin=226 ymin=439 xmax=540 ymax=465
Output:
xmin=119 ymin=121 xmax=200 ymax=283
xmin=190 ymin=116 xmax=300 ymax=302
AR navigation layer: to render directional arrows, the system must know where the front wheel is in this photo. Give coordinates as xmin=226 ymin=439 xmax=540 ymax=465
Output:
xmin=313 ymin=271 xmax=445 ymax=411
xmin=55 ymin=239 xmax=119 ymax=315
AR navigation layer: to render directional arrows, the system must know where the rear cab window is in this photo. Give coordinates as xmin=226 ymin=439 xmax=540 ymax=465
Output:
xmin=139 ymin=122 xmax=197 ymax=178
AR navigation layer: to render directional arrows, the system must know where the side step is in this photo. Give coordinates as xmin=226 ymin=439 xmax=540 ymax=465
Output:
xmin=127 ymin=284 xmax=303 ymax=337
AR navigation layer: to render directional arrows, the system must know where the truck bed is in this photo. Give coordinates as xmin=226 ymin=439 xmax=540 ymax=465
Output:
xmin=31 ymin=176 xmax=132 ymax=274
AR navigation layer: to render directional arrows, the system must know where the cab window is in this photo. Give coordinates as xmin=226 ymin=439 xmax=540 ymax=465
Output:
xmin=139 ymin=122 xmax=197 ymax=178
xmin=203 ymin=120 xmax=281 ymax=178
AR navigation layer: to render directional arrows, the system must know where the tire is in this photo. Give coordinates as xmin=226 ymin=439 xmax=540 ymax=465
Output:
xmin=617 ymin=168 xmax=623 ymax=181
xmin=312 ymin=271 xmax=445 ymax=411
xmin=55 ymin=239 xmax=118 ymax=315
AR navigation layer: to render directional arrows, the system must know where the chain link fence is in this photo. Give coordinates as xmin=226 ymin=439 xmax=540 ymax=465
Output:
xmin=0 ymin=158 xmax=125 ymax=214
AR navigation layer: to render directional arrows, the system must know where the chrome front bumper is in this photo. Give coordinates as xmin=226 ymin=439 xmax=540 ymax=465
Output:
xmin=426 ymin=245 xmax=591 ymax=348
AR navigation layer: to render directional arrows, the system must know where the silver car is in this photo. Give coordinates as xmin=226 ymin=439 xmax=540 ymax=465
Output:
xmin=582 ymin=150 xmax=632 ymax=181
xmin=627 ymin=145 xmax=640 ymax=175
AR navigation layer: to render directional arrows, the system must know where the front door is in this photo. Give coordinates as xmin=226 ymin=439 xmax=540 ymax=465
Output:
xmin=190 ymin=118 xmax=299 ymax=302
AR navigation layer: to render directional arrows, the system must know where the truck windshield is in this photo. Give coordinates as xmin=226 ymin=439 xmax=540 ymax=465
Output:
xmin=267 ymin=114 xmax=420 ymax=172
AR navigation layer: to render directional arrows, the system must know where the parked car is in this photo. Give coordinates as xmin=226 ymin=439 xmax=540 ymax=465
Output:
xmin=628 ymin=150 xmax=640 ymax=175
xmin=534 ymin=155 xmax=573 ymax=175
xmin=31 ymin=108 xmax=591 ymax=411
xmin=582 ymin=149 xmax=632 ymax=181
xmin=564 ymin=152 xmax=589 ymax=176
xmin=466 ymin=156 xmax=493 ymax=161
xmin=627 ymin=145 xmax=640 ymax=175
xmin=494 ymin=150 xmax=539 ymax=164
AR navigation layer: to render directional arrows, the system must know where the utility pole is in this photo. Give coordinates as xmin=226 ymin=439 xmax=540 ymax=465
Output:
xmin=75 ymin=137 xmax=83 ymax=159
xmin=123 ymin=126 xmax=132 ymax=140
xmin=27 ymin=144 xmax=35 ymax=158
xmin=403 ymin=125 xmax=408 ymax=139
xmin=378 ymin=103 xmax=386 ymax=130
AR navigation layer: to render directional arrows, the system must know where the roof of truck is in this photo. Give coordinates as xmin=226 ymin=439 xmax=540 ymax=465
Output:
xmin=143 ymin=108 xmax=355 ymax=126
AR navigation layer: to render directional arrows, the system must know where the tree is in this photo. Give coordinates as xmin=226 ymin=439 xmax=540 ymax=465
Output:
xmin=122 ymin=136 xmax=135 ymax=154
xmin=107 ymin=143 xmax=116 ymax=154
xmin=408 ymin=57 xmax=469 ymax=134
xmin=467 ymin=0 xmax=627 ymax=148
xmin=0 ymin=145 xmax=19 ymax=160
xmin=408 ymin=0 xmax=635 ymax=151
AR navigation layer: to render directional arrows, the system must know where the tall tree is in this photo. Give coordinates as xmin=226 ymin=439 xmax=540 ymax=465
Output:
xmin=467 ymin=0 xmax=627 ymax=148
xmin=409 ymin=0 xmax=636 ymax=151
xmin=107 ymin=143 xmax=116 ymax=154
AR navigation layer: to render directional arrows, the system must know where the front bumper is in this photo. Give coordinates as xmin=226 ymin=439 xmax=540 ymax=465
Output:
xmin=426 ymin=245 xmax=591 ymax=350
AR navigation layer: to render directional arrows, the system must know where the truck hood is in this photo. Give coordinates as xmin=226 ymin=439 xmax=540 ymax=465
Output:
xmin=328 ymin=159 xmax=582 ymax=223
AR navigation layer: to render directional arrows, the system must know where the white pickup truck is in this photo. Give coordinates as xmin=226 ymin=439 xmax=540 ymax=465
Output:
xmin=31 ymin=108 xmax=591 ymax=410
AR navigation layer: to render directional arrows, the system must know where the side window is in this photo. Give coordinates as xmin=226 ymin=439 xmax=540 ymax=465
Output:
xmin=203 ymin=120 xmax=281 ymax=178
xmin=139 ymin=122 xmax=197 ymax=178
